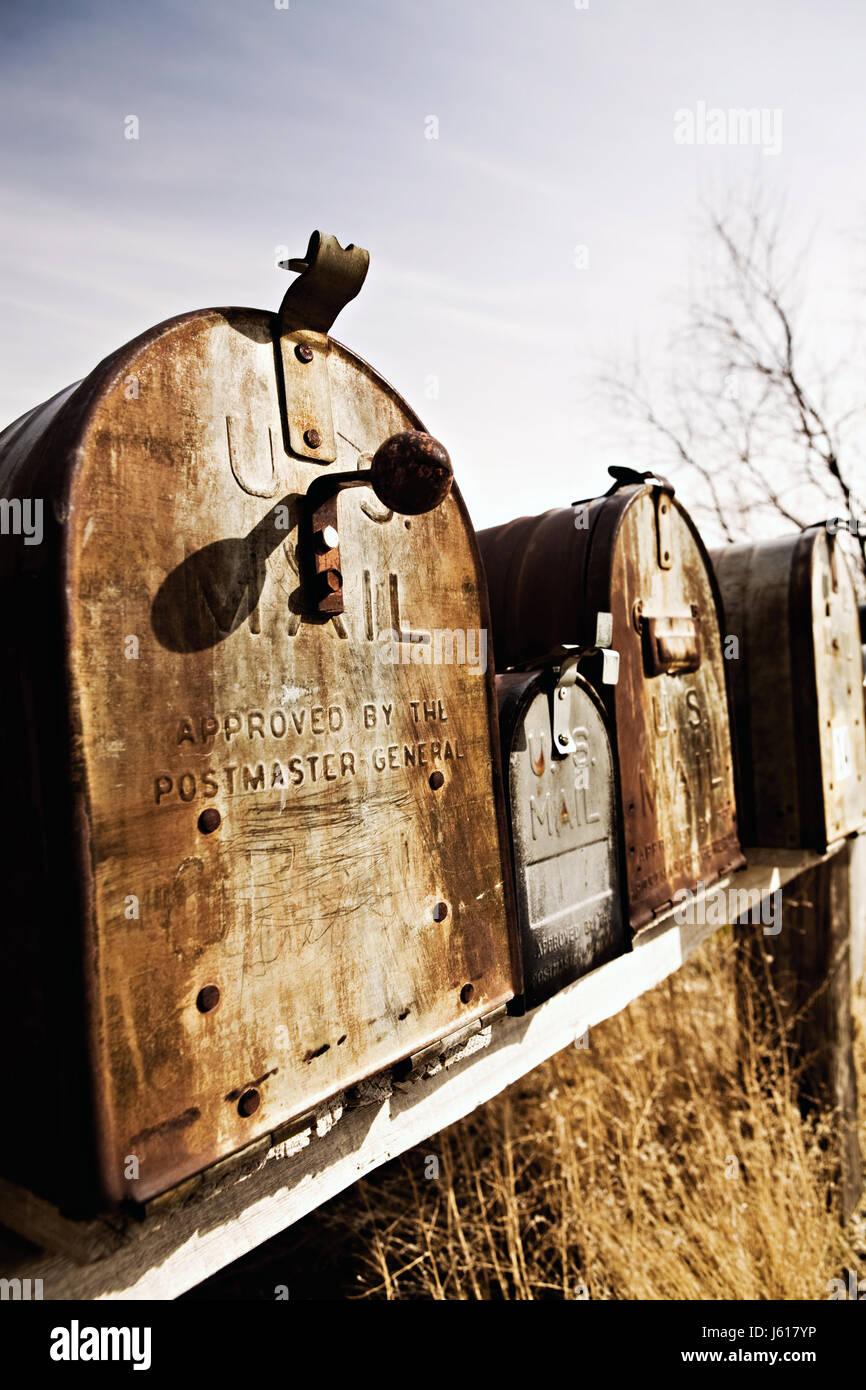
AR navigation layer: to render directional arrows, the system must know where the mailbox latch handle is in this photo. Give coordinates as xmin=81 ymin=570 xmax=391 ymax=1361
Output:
xmin=304 ymin=431 xmax=453 ymax=615
xmin=639 ymin=613 xmax=702 ymax=677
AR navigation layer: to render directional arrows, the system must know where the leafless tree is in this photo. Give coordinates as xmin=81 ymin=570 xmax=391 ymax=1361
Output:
xmin=606 ymin=191 xmax=866 ymax=587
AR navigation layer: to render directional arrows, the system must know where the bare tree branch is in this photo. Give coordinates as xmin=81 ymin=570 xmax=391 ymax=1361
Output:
xmin=604 ymin=192 xmax=866 ymax=584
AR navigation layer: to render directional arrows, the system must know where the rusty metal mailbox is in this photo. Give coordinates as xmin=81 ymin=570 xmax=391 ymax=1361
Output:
xmin=479 ymin=468 xmax=745 ymax=932
xmin=498 ymin=663 xmax=628 ymax=1010
xmin=711 ymin=527 xmax=866 ymax=850
xmin=0 ymin=232 xmax=519 ymax=1214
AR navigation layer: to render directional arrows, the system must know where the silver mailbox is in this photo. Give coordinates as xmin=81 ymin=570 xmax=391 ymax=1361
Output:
xmin=498 ymin=666 xmax=628 ymax=1011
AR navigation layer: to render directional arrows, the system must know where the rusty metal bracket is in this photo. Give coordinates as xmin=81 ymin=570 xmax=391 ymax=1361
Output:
xmin=826 ymin=526 xmax=841 ymax=593
xmin=276 ymin=231 xmax=370 ymax=464
xmin=641 ymin=613 xmax=701 ymax=677
xmin=550 ymin=614 xmax=619 ymax=757
xmin=308 ymin=489 xmax=343 ymax=614
xmin=655 ymin=489 xmax=674 ymax=570
xmin=552 ymin=659 xmax=583 ymax=756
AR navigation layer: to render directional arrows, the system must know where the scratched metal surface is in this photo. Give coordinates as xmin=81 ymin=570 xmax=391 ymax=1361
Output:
xmin=810 ymin=531 xmax=866 ymax=843
xmin=480 ymin=485 xmax=744 ymax=930
xmin=0 ymin=307 xmax=518 ymax=1210
xmin=713 ymin=529 xmax=866 ymax=849
xmin=498 ymin=669 xmax=627 ymax=1011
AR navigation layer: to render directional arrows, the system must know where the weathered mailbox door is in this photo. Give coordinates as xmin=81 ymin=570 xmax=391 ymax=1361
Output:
xmin=712 ymin=528 xmax=866 ymax=849
xmin=0 ymin=234 xmax=518 ymax=1212
xmin=479 ymin=472 xmax=744 ymax=931
xmin=498 ymin=667 xmax=627 ymax=1010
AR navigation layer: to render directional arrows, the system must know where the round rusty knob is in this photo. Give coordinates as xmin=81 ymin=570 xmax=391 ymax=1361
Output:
xmin=369 ymin=431 xmax=453 ymax=516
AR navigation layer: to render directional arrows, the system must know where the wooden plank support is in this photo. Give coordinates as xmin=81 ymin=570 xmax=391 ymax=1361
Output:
xmin=736 ymin=841 xmax=863 ymax=1220
xmin=0 ymin=844 xmax=849 ymax=1300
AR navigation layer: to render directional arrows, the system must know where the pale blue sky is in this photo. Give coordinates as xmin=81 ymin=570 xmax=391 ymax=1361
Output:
xmin=1 ymin=0 xmax=863 ymax=525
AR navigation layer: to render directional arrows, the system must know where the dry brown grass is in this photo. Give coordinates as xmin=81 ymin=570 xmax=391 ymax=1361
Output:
xmin=307 ymin=932 xmax=866 ymax=1300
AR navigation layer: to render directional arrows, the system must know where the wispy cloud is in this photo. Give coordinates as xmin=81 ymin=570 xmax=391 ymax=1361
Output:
xmin=2 ymin=0 xmax=864 ymax=525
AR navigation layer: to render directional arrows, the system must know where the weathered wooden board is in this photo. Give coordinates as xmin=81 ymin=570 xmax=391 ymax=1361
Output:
xmin=736 ymin=844 xmax=862 ymax=1220
xmin=479 ymin=477 xmax=744 ymax=930
xmin=0 ymin=844 xmax=835 ymax=1300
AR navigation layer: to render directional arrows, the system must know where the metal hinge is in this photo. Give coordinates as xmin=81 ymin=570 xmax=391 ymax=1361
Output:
xmin=826 ymin=527 xmax=841 ymax=593
xmin=276 ymin=231 xmax=369 ymax=464
xmin=549 ymin=613 xmax=619 ymax=757
xmin=655 ymin=489 xmax=674 ymax=570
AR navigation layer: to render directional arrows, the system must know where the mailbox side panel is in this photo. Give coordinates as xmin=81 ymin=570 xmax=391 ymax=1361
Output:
xmin=0 ymin=381 xmax=120 ymax=1214
xmin=478 ymin=504 xmax=601 ymax=668
xmin=62 ymin=309 xmax=517 ymax=1206
xmin=499 ymin=671 xmax=627 ymax=1011
xmin=711 ymin=538 xmax=803 ymax=847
